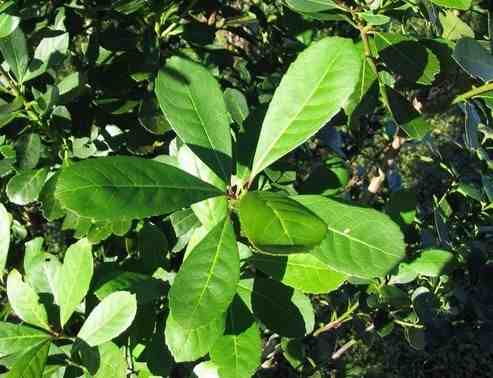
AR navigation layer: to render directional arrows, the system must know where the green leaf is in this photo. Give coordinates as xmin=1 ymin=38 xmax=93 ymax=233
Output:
xmin=251 ymin=37 xmax=361 ymax=178
xmin=403 ymin=249 xmax=456 ymax=277
xmin=285 ymin=0 xmax=337 ymax=13
xmin=177 ymin=145 xmax=229 ymax=229
xmin=5 ymin=340 xmax=50 ymax=378
xmin=439 ymin=11 xmax=474 ymax=40
xmin=0 ymin=13 xmax=20 ymax=39
xmin=0 ymin=26 xmax=29 ymax=83
xmin=294 ymin=196 xmax=405 ymax=279
xmin=0 ymin=323 xmax=51 ymax=357
xmin=237 ymin=278 xmax=314 ymax=338
xmin=16 ymin=133 xmax=42 ymax=170
xmin=0 ymin=203 xmax=11 ymax=273
xmin=238 ymin=191 xmax=327 ymax=254
xmin=165 ymin=312 xmax=225 ymax=362
xmin=155 ymin=56 xmax=232 ymax=182
xmin=387 ymin=87 xmax=432 ymax=140
xmin=210 ymin=296 xmax=261 ymax=378
xmin=430 ymin=0 xmax=471 ymax=10
xmin=224 ymin=88 xmax=249 ymax=126
xmin=6 ymin=168 xmax=48 ymax=205
xmin=77 ymin=291 xmax=137 ymax=347
xmin=252 ymin=253 xmax=346 ymax=294
xmin=374 ymin=33 xmax=440 ymax=86
xmin=169 ymin=217 xmax=240 ymax=329
xmin=57 ymin=239 xmax=94 ymax=327
xmin=24 ymin=30 xmax=69 ymax=82
xmin=453 ymin=38 xmax=493 ymax=82
xmin=93 ymin=342 xmax=127 ymax=378
xmin=54 ymin=156 xmax=222 ymax=221
xmin=6 ymin=270 xmax=50 ymax=331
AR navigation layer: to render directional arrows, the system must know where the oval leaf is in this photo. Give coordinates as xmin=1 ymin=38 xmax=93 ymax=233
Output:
xmin=453 ymin=38 xmax=493 ymax=82
xmin=6 ymin=168 xmax=48 ymax=205
xmin=294 ymin=195 xmax=405 ymax=279
xmin=58 ymin=239 xmax=94 ymax=327
xmin=0 ymin=323 xmax=51 ymax=357
xmin=430 ymin=0 xmax=471 ymax=10
xmin=169 ymin=217 xmax=240 ymax=329
xmin=5 ymin=340 xmax=50 ymax=378
xmin=251 ymin=37 xmax=361 ymax=178
xmin=238 ymin=191 xmax=327 ymax=254
xmin=403 ymin=249 xmax=455 ymax=277
xmin=155 ymin=56 xmax=232 ymax=182
xmin=6 ymin=270 xmax=50 ymax=331
xmin=54 ymin=156 xmax=222 ymax=221
xmin=77 ymin=291 xmax=137 ymax=347
xmin=252 ymin=253 xmax=347 ymax=294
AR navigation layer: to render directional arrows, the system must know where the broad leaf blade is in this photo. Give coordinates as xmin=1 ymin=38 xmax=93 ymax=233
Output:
xmin=237 ymin=278 xmax=314 ymax=338
xmin=238 ymin=191 xmax=327 ymax=254
xmin=430 ymin=0 xmax=471 ymax=10
xmin=6 ymin=168 xmax=48 ymax=205
xmin=77 ymin=291 xmax=137 ymax=347
xmin=251 ymin=37 xmax=361 ymax=178
xmin=54 ymin=156 xmax=222 ymax=221
xmin=58 ymin=239 xmax=94 ymax=327
xmin=453 ymin=38 xmax=493 ymax=82
xmin=169 ymin=217 xmax=240 ymax=329
xmin=294 ymin=195 xmax=405 ymax=279
xmin=0 ymin=26 xmax=29 ymax=83
xmin=252 ymin=254 xmax=347 ymax=294
xmin=0 ymin=203 xmax=11 ymax=273
xmin=5 ymin=340 xmax=50 ymax=378
xmin=165 ymin=312 xmax=225 ymax=363
xmin=93 ymin=342 xmax=127 ymax=378
xmin=0 ymin=323 xmax=51 ymax=357
xmin=210 ymin=296 xmax=261 ymax=378
xmin=155 ymin=56 xmax=232 ymax=183
xmin=6 ymin=270 xmax=50 ymax=331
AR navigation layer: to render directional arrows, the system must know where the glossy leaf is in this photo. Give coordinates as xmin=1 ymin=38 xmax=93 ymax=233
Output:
xmin=77 ymin=291 xmax=137 ymax=347
xmin=210 ymin=296 xmax=261 ymax=378
xmin=224 ymin=88 xmax=249 ymax=126
xmin=155 ymin=56 xmax=232 ymax=182
xmin=295 ymin=196 xmax=406 ymax=279
xmin=237 ymin=278 xmax=314 ymax=338
xmin=165 ymin=312 xmax=225 ymax=362
xmin=430 ymin=0 xmax=471 ymax=10
xmin=453 ymin=38 xmax=493 ymax=82
xmin=251 ymin=37 xmax=361 ymax=178
xmin=440 ymin=11 xmax=474 ymax=40
xmin=6 ymin=270 xmax=50 ymax=331
xmin=0 ymin=323 xmax=51 ymax=357
xmin=0 ymin=13 xmax=20 ymax=39
xmin=54 ymin=156 xmax=222 ymax=221
xmin=16 ymin=133 xmax=42 ymax=170
xmin=238 ymin=191 xmax=327 ymax=254
xmin=93 ymin=342 xmax=127 ymax=378
xmin=57 ymin=239 xmax=94 ymax=327
xmin=6 ymin=168 xmax=48 ymax=205
xmin=253 ymin=253 xmax=347 ymax=294
xmin=169 ymin=217 xmax=239 ymax=329
xmin=0 ymin=26 xmax=29 ymax=83
xmin=5 ymin=340 xmax=50 ymax=378
xmin=0 ymin=203 xmax=10 ymax=273
xmin=403 ymin=249 xmax=456 ymax=277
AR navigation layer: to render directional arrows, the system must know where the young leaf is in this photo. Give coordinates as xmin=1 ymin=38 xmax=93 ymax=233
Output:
xmin=210 ymin=296 xmax=262 ymax=378
xmin=0 ymin=323 xmax=51 ymax=357
xmin=439 ymin=11 xmax=474 ymax=40
xmin=5 ymin=340 xmax=50 ymax=378
xmin=0 ymin=26 xmax=29 ymax=83
xmin=92 ymin=342 xmax=127 ymax=378
xmin=237 ymin=278 xmax=314 ymax=338
xmin=57 ymin=239 xmax=94 ymax=327
xmin=430 ymin=0 xmax=471 ymax=10
xmin=6 ymin=168 xmax=48 ymax=205
xmin=77 ymin=291 xmax=137 ymax=347
xmin=169 ymin=217 xmax=240 ymax=329
xmin=250 ymin=37 xmax=361 ymax=178
xmin=165 ymin=312 xmax=225 ymax=362
xmin=155 ymin=56 xmax=232 ymax=183
xmin=0 ymin=203 xmax=11 ymax=273
xmin=6 ymin=270 xmax=50 ymax=331
xmin=453 ymin=38 xmax=493 ymax=82
xmin=252 ymin=253 xmax=347 ymax=294
xmin=294 ymin=196 xmax=405 ymax=279
xmin=238 ymin=191 xmax=327 ymax=254
xmin=54 ymin=156 xmax=223 ymax=221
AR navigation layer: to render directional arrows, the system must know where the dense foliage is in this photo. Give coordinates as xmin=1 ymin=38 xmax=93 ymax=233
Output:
xmin=0 ymin=0 xmax=491 ymax=377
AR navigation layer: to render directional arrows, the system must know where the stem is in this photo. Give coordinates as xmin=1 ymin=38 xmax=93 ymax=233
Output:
xmin=394 ymin=319 xmax=424 ymax=329
xmin=312 ymin=301 xmax=360 ymax=337
xmin=0 ymin=65 xmax=21 ymax=98
xmin=452 ymin=82 xmax=493 ymax=105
